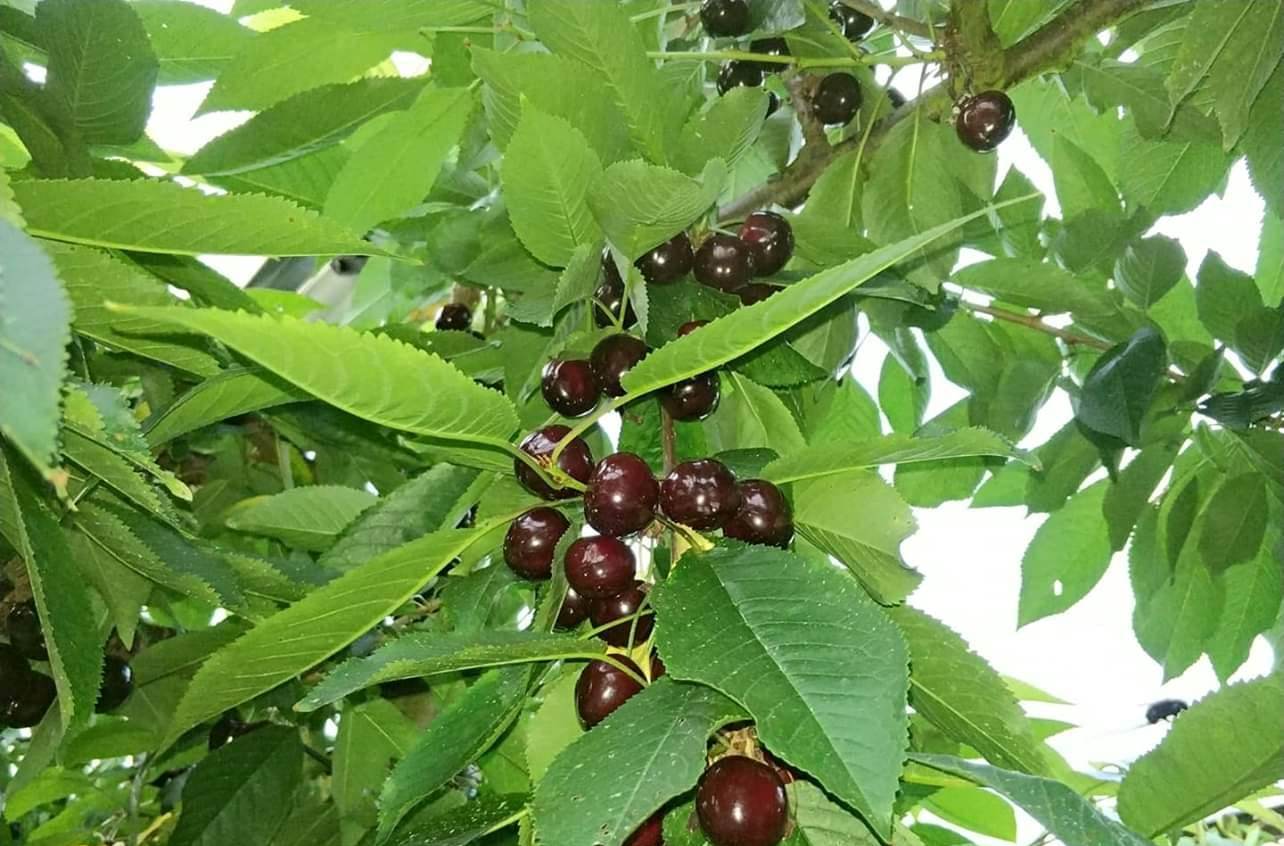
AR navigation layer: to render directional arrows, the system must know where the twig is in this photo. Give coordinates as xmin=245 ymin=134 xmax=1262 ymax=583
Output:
xmin=962 ymin=302 xmax=1112 ymax=350
xmin=660 ymin=408 xmax=677 ymax=476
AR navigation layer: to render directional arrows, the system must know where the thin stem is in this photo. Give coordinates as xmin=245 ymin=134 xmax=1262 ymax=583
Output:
xmin=651 ymin=50 xmax=891 ymax=69
xmin=962 ymin=302 xmax=1112 ymax=350
xmin=660 ymin=408 xmax=677 ymax=476
xmin=806 ymin=0 xmax=867 ymax=64
xmin=631 ymin=1 xmax=701 ymax=23
xmin=550 ymin=395 xmax=630 ymax=464
xmin=303 ymin=744 xmax=333 ymax=774
xmin=595 ymin=652 xmax=650 ymax=687
xmin=836 ymin=0 xmax=936 ymax=39
xmin=276 ymin=434 xmax=293 ymax=490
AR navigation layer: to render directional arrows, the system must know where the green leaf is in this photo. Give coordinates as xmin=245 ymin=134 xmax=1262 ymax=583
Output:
xmin=1243 ymin=62 xmax=1282 ymax=215
xmin=891 ymin=607 xmax=1050 ymax=775
xmin=133 ymin=0 xmax=254 ymax=85
xmin=526 ymin=0 xmax=669 ymax=163
xmin=1103 ymin=444 xmax=1179 ymax=550
xmin=672 ymin=86 xmax=768 ymax=176
xmin=952 ymin=257 xmax=1116 ymax=318
xmin=707 ymin=372 xmax=805 ymax=454
xmin=37 ymin=0 xmax=158 ymax=145
xmin=924 ymin=786 xmax=1016 ymax=841
xmin=913 ymin=755 xmax=1151 ymax=846
xmin=334 ymin=699 xmax=420 ymax=832
xmin=225 ymin=485 xmax=377 ymax=551
xmin=168 ymin=725 xmax=305 ymax=846
xmin=183 ymin=77 xmax=424 ymax=176
xmin=108 ymin=306 xmax=519 ymax=447
xmin=0 ymin=221 xmax=72 ymax=476
xmin=988 ymin=0 xmax=1069 ymax=46
xmin=1207 ymin=526 xmax=1283 ymax=679
xmin=298 ymin=630 xmax=605 ymax=711
xmin=386 ymin=795 xmax=528 ymax=846
xmin=145 ymin=367 xmax=308 ymax=447
xmin=1114 ymin=235 xmax=1185 ymax=310
xmin=1196 ymin=472 xmax=1270 ymax=571
xmin=765 ymin=429 xmax=1031 ymax=483
xmin=532 ymin=678 xmax=746 ymax=846
xmin=1018 ymin=481 xmax=1114 ymax=625
xmin=1075 ymin=327 xmax=1168 ymax=446
xmin=1051 ymin=135 xmax=1119 ymax=220
xmin=524 ymin=670 xmax=582 ymax=783
xmin=325 ymin=85 xmax=474 ymax=236
xmin=1196 ymin=251 xmax=1266 ymax=344
xmin=1117 ymin=674 xmax=1284 ymax=836
xmin=13 ymin=178 xmax=380 ymax=257
xmin=589 ymin=158 xmax=725 ymax=260
xmin=653 ymin=542 xmax=909 ymax=834
xmin=502 ymin=103 xmax=603 ymax=267
xmin=788 ymin=781 xmax=913 ymax=846
xmin=68 ymin=528 xmax=151 ymax=647
xmin=1119 ymin=126 xmax=1229 ymax=217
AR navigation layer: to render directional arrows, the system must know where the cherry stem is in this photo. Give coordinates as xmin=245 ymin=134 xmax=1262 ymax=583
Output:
xmin=549 ymin=395 xmax=630 ymax=464
xmin=648 ymin=49 xmax=934 ymax=69
xmin=960 ymin=302 xmax=1112 ymax=351
xmin=596 ymin=653 xmax=650 ymax=688
xmin=630 ymin=1 xmax=702 ymax=23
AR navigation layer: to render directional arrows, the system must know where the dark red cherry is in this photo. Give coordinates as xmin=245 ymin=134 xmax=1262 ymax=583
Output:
xmin=575 ymin=657 xmax=644 ymax=728
xmin=590 ymin=334 xmax=648 ymax=398
xmin=555 ymin=585 xmax=592 ymax=630
xmin=750 ymin=37 xmax=791 ymax=73
xmin=696 ymin=757 xmax=789 ymax=846
xmin=590 ymin=582 xmax=655 ymax=647
xmin=96 ymin=656 xmax=134 ymax=712
xmin=637 ymin=232 xmax=694 ymax=284
xmin=0 ymin=644 xmax=31 ymax=720
xmin=738 ymin=212 xmax=794 ymax=276
xmin=956 ymin=90 xmax=1016 ymax=152
xmin=724 ymin=480 xmax=793 ymax=548
xmin=678 ymin=320 xmax=708 ymax=337
xmin=584 ymin=453 xmax=659 ymax=537
xmin=717 ymin=60 xmax=764 ymax=96
xmin=596 ymin=255 xmax=637 ymax=328
xmin=208 ymin=712 xmax=265 ymax=750
xmin=5 ymin=672 xmax=55 ymax=728
xmin=564 ymin=536 xmax=636 ymax=599
xmin=541 ymin=358 xmax=600 ymax=418
xmin=504 ymin=507 xmax=571 ymax=580
xmin=515 ymin=425 xmax=595 ymax=500
xmin=6 ymin=600 xmax=46 ymax=661
xmin=624 ymin=813 xmax=664 ymax=846
xmin=829 ymin=1 xmax=875 ymax=40
xmin=737 ymin=283 xmax=777 ymax=305
xmin=660 ymin=459 xmax=741 ymax=530
xmin=700 ymin=0 xmax=750 ymax=37
xmin=813 ymin=73 xmax=862 ymax=125
xmin=436 ymin=303 xmax=472 ymax=332
xmin=694 ymin=234 xmax=756 ymax=292
xmin=661 ymin=372 xmax=721 ymax=421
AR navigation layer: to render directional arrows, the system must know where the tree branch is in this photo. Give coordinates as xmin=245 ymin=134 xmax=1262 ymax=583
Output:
xmin=837 ymin=0 xmax=935 ymax=39
xmin=1002 ymin=0 xmax=1151 ymax=84
xmin=962 ymin=302 xmax=1112 ymax=351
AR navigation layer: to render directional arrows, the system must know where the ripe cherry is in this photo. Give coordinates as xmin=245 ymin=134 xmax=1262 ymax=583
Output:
xmin=813 ymin=73 xmax=862 ymax=125
xmin=829 ymin=1 xmax=875 ymax=40
xmin=564 ymin=536 xmax=636 ymax=599
xmin=436 ymin=303 xmax=472 ymax=332
xmin=542 ymin=358 xmax=600 ymax=418
xmin=590 ymin=581 xmax=655 ymax=647
xmin=750 ymin=37 xmax=791 ymax=73
xmin=662 ymin=372 xmax=721 ymax=421
xmin=956 ymin=90 xmax=1016 ymax=152
xmin=738 ymin=211 xmax=794 ymax=276
xmin=637 ymin=232 xmax=694 ymax=285
xmin=575 ymin=657 xmax=644 ymax=728
xmin=208 ymin=712 xmax=265 ymax=749
xmin=661 ymin=459 xmax=741 ymax=530
xmin=717 ymin=61 xmax=764 ymax=96
xmin=504 ymin=507 xmax=571 ymax=580
xmin=515 ymin=425 xmax=595 ymax=500
xmin=5 ymin=672 xmax=56 ymax=728
xmin=6 ymin=600 xmax=46 ymax=661
xmin=700 ymin=0 xmax=750 ymax=37
xmin=96 ymin=656 xmax=134 ymax=712
xmin=596 ymin=255 xmax=637 ymax=328
xmin=0 ymin=644 xmax=31 ymax=719
xmin=556 ymin=586 xmax=592 ymax=630
xmin=724 ymin=480 xmax=794 ymax=548
xmin=591 ymin=334 xmax=648 ymax=397
xmin=737 ymin=283 xmax=777 ymax=305
xmin=696 ymin=756 xmax=789 ymax=846
xmin=625 ymin=813 xmax=664 ymax=846
xmin=695 ymin=234 xmax=756 ymax=292
xmin=585 ymin=453 xmax=659 ymax=537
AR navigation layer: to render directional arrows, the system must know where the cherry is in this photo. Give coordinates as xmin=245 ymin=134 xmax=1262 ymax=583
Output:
xmin=678 ymin=320 xmax=708 ymax=337
xmin=96 ymin=656 xmax=134 ymax=712
xmin=575 ymin=657 xmax=644 ymax=728
xmin=724 ymin=480 xmax=794 ymax=548
xmin=660 ymin=459 xmax=741 ymax=530
xmin=541 ymin=358 xmax=600 ymax=418
xmin=555 ymin=585 xmax=592 ymax=630
xmin=637 ymin=232 xmax=694 ymax=285
xmin=956 ymin=90 xmax=1016 ymax=152
xmin=696 ymin=756 xmax=789 ymax=846
xmin=813 ymin=73 xmax=862 ymax=125
xmin=514 ymin=425 xmax=595 ymax=500
xmin=596 ymin=255 xmax=637 ymax=328
xmin=4 ymin=671 xmax=55 ymax=728
xmin=750 ymin=37 xmax=791 ymax=73
xmin=737 ymin=283 xmax=777 ymax=305
xmin=591 ymin=334 xmax=648 ymax=397
xmin=6 ymin=600 xmax=46 ymax=661
xmin=504 ymin=507 xmax=571 ymax=580
xmin=585 ymin=453 xmax=659 ymax=537
xmin=829 ymin=1 xmax=875 ymax=40
xmin=0 ymin=644 xmax=31 ymax=719
xmin=208 ymin=712 xmax=265 ymax=750
xmin=625 ymin=813 xmax=664 ymax=846
xmin=436 ymin=303 xmax=472 ymax=332
xmin=717 ymin=61 xmax=764 ymax=96
xmin=661 ymin=372 xmax=721 ymax=421
xmin=695 ymin=234 xmax=756 ymax=292
xmin=590 ymin=581 xmax=655 ymax=647
xmin=738 ymin=211 xmax=794 ymax=276
xmin=564 ymin=536 xmax=636 ymax=599
xmin=700 ymin=0 xmax=750 ymax=37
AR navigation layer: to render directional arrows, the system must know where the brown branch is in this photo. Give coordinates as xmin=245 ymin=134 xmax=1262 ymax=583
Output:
xmin=660 ymin=407 xmax=677 ymax=474
xmin=962 ymin=302 xmax=1112 ymax=350
xmin=1002 ymin=0 xmax=1151 ymax=84
xmin=837 ymin=0 xmax=935 ymax=39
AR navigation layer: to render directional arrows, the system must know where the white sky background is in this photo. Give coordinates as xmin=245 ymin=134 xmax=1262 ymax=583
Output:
xmin=136 ymin=2 xmax=1276 ymax=842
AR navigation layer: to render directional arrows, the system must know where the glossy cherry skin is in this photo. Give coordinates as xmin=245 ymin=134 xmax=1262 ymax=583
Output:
xmin=829 ymin=1 xmax=875 ymax=40
xmin=575 ymin=657 xmax=645 ymax=728
xmin=435 ymin=303 xmax=472 ymax=331
xmin=637 ymin=232 xmax=694 ymax=284
xmin=555 ymin=585 xmax=592 ymax=630
xmin=596 ymin=256 xmax=637 ymax=328
xmin=504 ymin=507 xmax=571 ymax=580
xmin=660 ymin=459 xmax=741 ymax=530
xmin=542 ymin=358 xmax=600 ymax=418
xmin=678 ymin=320 xmax=709 ymax=337
xmin=737 ymin=283 xmax=777 ymax=306
xmin=0 ymin=644 xmax=31 ymax=719
xmin=694 ymin=234 xmax=756 ymax=292
xmin=585 ymin=453 xmax=659 ymax=537
xmin=624 ymin=813 xmax=664 ymax=846
xmin=813 ymin=72 xmax=862 ymax=125
xmin=750 ymin=37 xmax=791 ymax=73
xmin=564 ymin=536 xmax=636 ymax=599
xmin=96 ymin=656 xmax=134 ymax=712
xmin=700 ymin=0 xmax=750 ymax=37
xmin=6 ymin=600 xmax=46 ymax=661
xmin=514 ymin=425 xmax=595 ymax=500
xmin=696 ymin=756 xmax=789 ymax=846
xmin=956 ymin=90 xmax=1016 ymax=152
xmin=717 ymin=60 xmax=764 ymax=96
xmin=738 ymin=212 xmax=794 ymax=276
xmin=5 ymin=672 xmax=56 ymax=728
xmin=724 ymin=480 xmax=794 ymax=548
xmin=662 ymin=372 xmax=721 ymax=421
xmin=591 ymin=334 xmax=648 ymax=397
xmin=590 ymin=582 xmax=655 ymax=647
